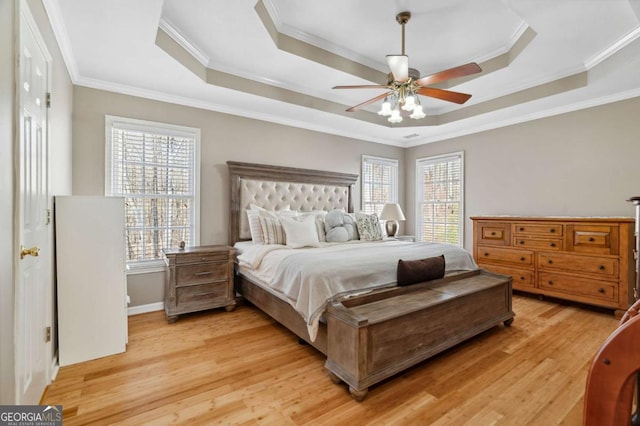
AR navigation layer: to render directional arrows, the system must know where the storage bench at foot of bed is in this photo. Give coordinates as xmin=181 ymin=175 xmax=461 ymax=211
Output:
xmin=324 ymin=269 xmax=514 ymax=401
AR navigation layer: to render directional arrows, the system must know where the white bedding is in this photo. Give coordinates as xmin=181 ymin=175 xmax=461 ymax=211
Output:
xmin=235 ymin=240 xmax=478 ymax=341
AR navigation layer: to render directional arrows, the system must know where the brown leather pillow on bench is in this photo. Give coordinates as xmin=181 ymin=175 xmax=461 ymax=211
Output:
xmin=397 ymin=255 xmax=445 ymax=286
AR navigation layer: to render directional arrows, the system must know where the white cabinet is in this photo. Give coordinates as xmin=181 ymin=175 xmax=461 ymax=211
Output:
xmin=55 ymin=196 xmax=127 ymax=366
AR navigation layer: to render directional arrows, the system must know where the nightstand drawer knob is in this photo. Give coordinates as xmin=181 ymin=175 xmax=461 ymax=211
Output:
xmin=194 ymin=291 xmax=215 ymax=297
xmin=195 ymin=271 xmax=213 ymax=276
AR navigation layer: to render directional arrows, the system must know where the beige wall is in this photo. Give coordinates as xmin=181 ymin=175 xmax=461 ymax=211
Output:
xmin=72 ymin=86 xmax=404 ymax=306
xmin=0 ymin=0 xmax=73 ymax=404
xmin=406 ymin=96 xmax=640 ymax=251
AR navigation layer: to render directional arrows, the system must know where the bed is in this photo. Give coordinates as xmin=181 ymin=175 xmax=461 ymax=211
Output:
xmin=228 ymin=161 xmax=514 ymax=400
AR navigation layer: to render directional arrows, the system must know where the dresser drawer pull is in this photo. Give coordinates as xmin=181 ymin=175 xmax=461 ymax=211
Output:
xmin=519 ymin=240 xmax=525 ymax=245
xmin=548 ymin=280 xmax=553 ymax=285
xmin=598 ymin=288 xmax=605 ymax=293
xmin=550 ymin=243 xmax=556 ymax=247
xmin=491 ymin=232 xmax=496 ymax=236
xmin=520 ymin=276 xmax=526 ymax=280
xmin=550 ymin=228 xmax=556 ymax=233
xmin=484 ymin=252 xmax=489 ymax=256
xmin=520 ymin=257 xmax=525 ymax=261
xmin=599 ymin=265 xmax=605 ymax=270
xmin=589 ymin=237 xmax=595 ymax=242
xmin=194 ymin=291 xmax=216 ymax=297
xmin=548 ymin=260 xmax=553 ymax=264
xmin=195 ymin=271 xmax=213 ymax=276
xmin=519 ymin=227 xmax=524 ymax=231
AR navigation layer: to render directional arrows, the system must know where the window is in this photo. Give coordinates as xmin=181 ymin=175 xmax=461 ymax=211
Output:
xmin=416 ymin=152 xmax=464 ymax=246
xmin=105 ymin=116 xmax=200 ymax=272
xmin=361 ymin=155 xmax=398 ymax=215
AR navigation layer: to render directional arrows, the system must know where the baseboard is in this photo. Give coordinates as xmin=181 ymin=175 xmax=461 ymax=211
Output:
xmin=128 ymin=302 xmax=163 ymax=316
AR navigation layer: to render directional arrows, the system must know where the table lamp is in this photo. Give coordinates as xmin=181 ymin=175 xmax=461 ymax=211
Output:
xmin=380 ymin=203 xmax=406 ymax=237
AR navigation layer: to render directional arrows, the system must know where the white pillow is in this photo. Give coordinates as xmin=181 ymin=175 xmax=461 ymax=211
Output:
xmin=298 ymin=210 xmax=327 ymax=242
xmin=280 ymin=216 xmax=321 ymax=248
xmin=247 ymin=204 xmax=296 ymax=244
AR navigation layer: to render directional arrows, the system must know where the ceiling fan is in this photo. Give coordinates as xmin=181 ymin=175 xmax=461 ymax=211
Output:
xmin=333 ymin=11 xmax=482 ymax=123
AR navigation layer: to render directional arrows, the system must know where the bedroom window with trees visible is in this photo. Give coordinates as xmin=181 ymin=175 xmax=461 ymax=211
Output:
xmin=105 ymin=116 xmax=200 ymax=272
xmin=361 ymin=155 xmax=399 ymax=215
xmin=416 ymin=152 xmax=464 ymax=246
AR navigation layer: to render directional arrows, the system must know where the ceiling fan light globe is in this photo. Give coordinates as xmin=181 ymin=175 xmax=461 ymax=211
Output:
xmin=378 ymin=100 xmax=393 ymax=116
xmin=410 ymin=105 xmax=426 ymax=119
xmin=401 ymin=95 xmax=416 ymax=111
xmin=388 ymin=109 xmax=403 ymax=123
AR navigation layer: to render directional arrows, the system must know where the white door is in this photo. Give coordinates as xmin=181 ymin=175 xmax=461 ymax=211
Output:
xmin=16 ymin=3 xmax=52 ymax=404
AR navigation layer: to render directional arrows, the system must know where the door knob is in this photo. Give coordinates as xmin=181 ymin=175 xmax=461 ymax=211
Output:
xmin=20 ymin=245 xmax=40 ymax=260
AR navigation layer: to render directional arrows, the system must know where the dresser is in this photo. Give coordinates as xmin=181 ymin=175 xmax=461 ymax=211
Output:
xmin=164 ymin=245 xmax=236 ymax=323
xmin=471 ymin=216 xmax=635 ymax=315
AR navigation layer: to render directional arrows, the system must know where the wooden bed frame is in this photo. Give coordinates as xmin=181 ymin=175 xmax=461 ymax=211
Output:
xmin=228 ymin=161 xmax=514 ymax=400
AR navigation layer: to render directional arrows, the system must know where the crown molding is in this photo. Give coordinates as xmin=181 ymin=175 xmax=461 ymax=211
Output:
xmin=73 ymin=76 xmax=402 ymax=147
xmin=158 ymin=16 xmax=210 ymax=67
xmin=585 ymin=25 xmax=640 ymax=70
xmin=42 ymin=0 xmax=78 ymax=82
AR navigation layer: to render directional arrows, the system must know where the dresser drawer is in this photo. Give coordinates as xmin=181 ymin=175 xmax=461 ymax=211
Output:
xmin=567 ymin=225 xmax=618 ymax=255
xmin=513 ymin=223 xmax=563 ymax=236
xmin=477 ymin=246 xmax=533 ymax=266
xmin=176 ymin=282 xmax=229 ymax=308
xmin=477 ymin=222 xmax=510 ymax=246
xmin=538 ymin=272 xmax=618 ymax=304
xmin=176 ymin=262 xmax=228 ymax=286
xmin=538 ymin=252 xmax=618 ymax=278
xmin=512 ymin=237 xmax=563 ymax=251
xmin=478 ymin=263 xmax=534 ymax=289
xmin=176 ymin=252 xmax=229 ymax=264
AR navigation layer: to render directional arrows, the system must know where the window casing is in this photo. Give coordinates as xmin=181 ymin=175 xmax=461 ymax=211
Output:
xmin=416 ymin=152 xmax=464 ymax=246
xmin=361 ymin=155 xmax=398 ymax=215
xmin=105 ymin=116 xmax=200 ymax=273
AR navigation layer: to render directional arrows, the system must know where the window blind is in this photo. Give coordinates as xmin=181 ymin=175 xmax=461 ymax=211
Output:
xmin=106 ymin=117 xmax=199 ymax=267
xmin=362 ymin=155 xmax=398 ymax=215
xmin=416 ymin=152 xmax=463 ymax=246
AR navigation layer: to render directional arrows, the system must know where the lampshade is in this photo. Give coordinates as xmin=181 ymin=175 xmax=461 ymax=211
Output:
xmin=380 ymin=203 xmax=406 ymax=221
xmin=388 ymin=108 xmax=403 ymax=123
xmin=378 ymin=98 xmax=392 ymax=116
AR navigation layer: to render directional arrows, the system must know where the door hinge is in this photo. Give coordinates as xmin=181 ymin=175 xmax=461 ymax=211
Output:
xmin=45 ymin=208 xmax=51 ymax=225
xmin=46 ymin=92 xmax=51 ymax=108
xmin=45 ymin=326 xmax=51 ymax=342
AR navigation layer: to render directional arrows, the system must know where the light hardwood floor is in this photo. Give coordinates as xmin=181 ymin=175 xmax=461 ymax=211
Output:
xmin=42 ymin=294 xmax=619 ymax=425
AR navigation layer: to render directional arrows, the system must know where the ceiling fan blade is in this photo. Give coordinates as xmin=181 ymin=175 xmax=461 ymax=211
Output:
xmin=333 ymin=85 xmax=389 ymax=90
xmin=416 ymin=87 xmax=472 ymax=104
xmin=386 ymin=55 xmax=409 ymax=82
xmin=346 ymin=91 xmax=394 ymax=112
xmin=416 ymin=62 xmax=482 ymax=87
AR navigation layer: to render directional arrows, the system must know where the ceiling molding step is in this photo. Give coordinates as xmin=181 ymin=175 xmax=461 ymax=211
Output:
xmin=255 ymin=0 xmax=387 ymax=84
xmin=585 ymin=25 xmax=640 ymax=70
xmin=439 ymin=71 xmax=588 ymax=125
xmin=42 ymin=0 xmax=78 ymax=82
xmin=260 ymin=0 xmax=386 ymax=73
xmin=404 ymin=87 xmax=640 ymax=147
xmin=431 ymin=24 xmax=536 ymax=90
xmin=156 ymin=28 xmax=207 ymax=81
xmin=158 ymin=16 xmax=210 ymax=67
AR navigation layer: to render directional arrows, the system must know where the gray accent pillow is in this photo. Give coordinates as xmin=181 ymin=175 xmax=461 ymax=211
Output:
xmin=324 ymin=209 xmax=358 ymax=242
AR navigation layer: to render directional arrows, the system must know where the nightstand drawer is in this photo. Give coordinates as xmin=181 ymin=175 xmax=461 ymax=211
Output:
xmin=176 ymin=282 xmax=229 ymax=307
xmin=176 ymin=262 xmax=228 ymax=286
xmin=176 ymin=252 xmax=229 ymax=264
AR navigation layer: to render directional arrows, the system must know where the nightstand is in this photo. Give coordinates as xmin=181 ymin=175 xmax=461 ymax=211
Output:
xmin=163 ymin=245 xmax=236 ymax=323
xmin=387 ymin=235 xmax=416 ymax=242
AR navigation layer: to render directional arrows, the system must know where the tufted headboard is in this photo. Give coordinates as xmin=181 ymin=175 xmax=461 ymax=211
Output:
xmin=227 ymin=161 xmax=359 ymax=245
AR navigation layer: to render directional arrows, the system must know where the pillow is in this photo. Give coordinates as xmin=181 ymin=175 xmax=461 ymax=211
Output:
xmin=280 ymin=217 xmax=321 ymax=248
xmin=355 ymin=212 xmax=383 ymax=241
xmin=397 ymin=255 xmax=446 ymax=286
xmin=258 ymin=216 xmax=286 ymax=245
xmin=246 ymin=205 xmax=296 ymax=244
xmin=324 ymin=209 xmax=359 ymax=242
xmin=298 ymin=211 xmax=327 ymax=242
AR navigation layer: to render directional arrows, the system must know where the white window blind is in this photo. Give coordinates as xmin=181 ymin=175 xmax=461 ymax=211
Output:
xmin=416 ymin=152 xmax=464 ymax=246
xmin=361 ymin=155 xmax=398 ymax=215
xmin=105 ymin=116 xmax=200 ymax=271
